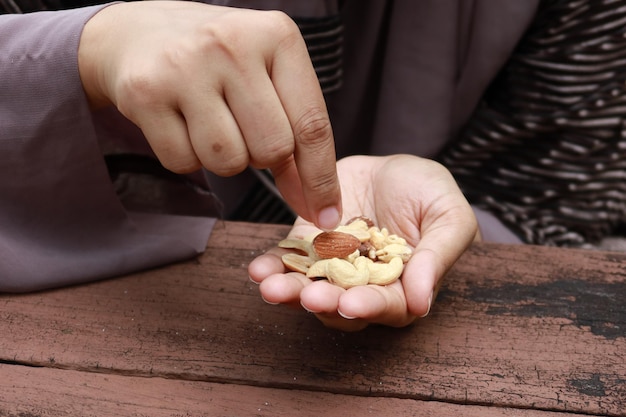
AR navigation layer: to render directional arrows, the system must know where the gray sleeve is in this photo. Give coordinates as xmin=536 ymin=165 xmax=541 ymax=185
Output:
xmin=0 ymin=5 xmax=215 ymax=292
xmin=473 ymin=206 xmax=522 ymax=244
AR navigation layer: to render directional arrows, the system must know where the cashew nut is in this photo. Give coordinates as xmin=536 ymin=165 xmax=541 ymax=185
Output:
xmin=368 ymin=227 xmax=389 ymax=250
xmin=366 ymin=256 xmax=404 ymax=285
xmin=326 ymin=258 xmax=369 ymax=289
xmin=306 ymin=258 xmax=333 ymax=278
xmin=306 ymin=258 xmax=369 ymax=289
xmin=334 ymin=219 xmax=372 ymax=242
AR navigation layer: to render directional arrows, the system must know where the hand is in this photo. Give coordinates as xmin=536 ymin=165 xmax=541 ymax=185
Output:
xmin=78 ymin=1 xmax=341 ymax=230
xmin=248 ymin=154 xmax=479 ymax=331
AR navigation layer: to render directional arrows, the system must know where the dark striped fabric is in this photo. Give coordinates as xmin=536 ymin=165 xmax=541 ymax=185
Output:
xmin=296 ymin=15 xmax=344 ymax=94
xmin=440 ymin=0 xmax=626 ymax=247
xmin=228 ymin=168 xmax=296 ymax=224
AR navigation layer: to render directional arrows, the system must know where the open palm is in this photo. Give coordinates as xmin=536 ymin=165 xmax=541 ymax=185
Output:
xmin=248 ymin=154 xmax=478 ymax=331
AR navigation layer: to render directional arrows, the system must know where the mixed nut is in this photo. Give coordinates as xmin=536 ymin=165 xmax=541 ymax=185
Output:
xmin=278 ymin=216 xmax=413 ymax=289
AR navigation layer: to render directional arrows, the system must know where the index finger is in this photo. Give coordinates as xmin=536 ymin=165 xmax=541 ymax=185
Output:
xmin=268 ymin=15 xmax=342 ymax=230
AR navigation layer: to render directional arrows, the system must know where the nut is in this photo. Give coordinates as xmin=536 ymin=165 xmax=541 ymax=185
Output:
xmin=312 ymin=231 xmax=361 ymax=259
xmin=326 ymin=258 xmax=369 ymax=289
xmin=334 ymin=218 xmax=372 ymax=242
xmin=376 ymin=243 xmax=413 ymax=263
xmin=278 ymin=238 xmax=315 ymax=258
xmin=368 ymin=227 xmax=389 ymax=250
xmin=366 ymin=257 xmax=404 ymax=285
xmin=345 ymin=216 xmax=375 ymax=228
xmin=306 ymin=258 xmax=369 ymax=289
xmin=278 ymin=216 xmax=413 ymax=288
xmin=358 ymin=241 xmax=377 ymax=260
xmin=333 ymin=226 xmax=371 ymax=242
xmin=306 ymin=258 xmax=333 ymax=278
xmin=282 ymin=253 xmax=316 ymax=274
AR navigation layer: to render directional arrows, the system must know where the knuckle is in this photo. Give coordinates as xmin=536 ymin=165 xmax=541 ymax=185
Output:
xmin=204 ymin=150 xmax=249 ymax=177
xmin=147 ymin=135 xmax=202 ymax=175
xmin=115 ymin=69 xmax=161 ymax=116
xmin=199 ymin=10 xmax=301 ymax=62
xmin=160 ymin=156 xmax=201 ymax=175
xmin=308 ymin=168 xmax=338 ymax=194
xmin=250 ymin=134 xmax=294 ymax=168
xmin=196 ymin=24 xmax=237 ymax=62
xmin=261 ymin=10 xmax=304 ymax=53
xmin=264 ymin=10 xmax=300 ymax=39
xmin=293 ymin=107 xmax=333 ymax=147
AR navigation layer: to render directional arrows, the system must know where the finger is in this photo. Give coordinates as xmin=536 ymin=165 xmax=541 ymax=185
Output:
xmin=258 ymin=272 xmax=310 ymax=308
xmin=299 ymin=280 xmax=369 ymax=331
xmin=403 ymin=203 xmax=477 ymax=317
xmin=255 ymin=260 xmax=368 ymax=330
xmin=314 ymin=313 xmax=369 ymax=332
xmin=129 ymin=105 xmax=203 ymax=174
xmin=223 ymin=69 xmax=295 ymax=169
xmin=268 ymin=159 xmax=308 ymax=221
xmin=402 ymin=249 xmax=439 ymax=317
xmin=300 ymin=279 xmax=343 ymax=312
xmin=269 ymin=20 xmax=342 ymax=230
xmin=336 ymin=283 xmax=417 ymax=328
xmin=181 ymin=89 xmax=250 ymax=177
xmin=248 ymin=252 xmax=286 ymax=284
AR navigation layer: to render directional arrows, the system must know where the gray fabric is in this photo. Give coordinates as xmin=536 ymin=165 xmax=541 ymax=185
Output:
xmin=0 ymin=5 xmax=215 ymax=292
xmin=473 ymin=207 xmax=522 ymax=244
xmin=321 ymin=0 xmax=540 ymax=159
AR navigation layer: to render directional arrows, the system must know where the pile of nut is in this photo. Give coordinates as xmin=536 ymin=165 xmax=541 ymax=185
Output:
xmin=278 ymin=216 xmax=413 ymax=289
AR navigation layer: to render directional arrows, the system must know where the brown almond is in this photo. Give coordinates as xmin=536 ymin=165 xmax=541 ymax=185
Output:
xmin=312 ymin=231 xmax=361 ymax=259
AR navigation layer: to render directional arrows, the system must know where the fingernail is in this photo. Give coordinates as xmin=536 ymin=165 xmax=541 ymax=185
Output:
xmin=248 ymin=276 xmax=259 ymax=285
xmin=338 ymin=309 xmax=357 ymax=320
xmin=317 ymin=206 xmax=341 ymax=231
xmin=420 ymin=291 xmax=433 ymax=318
xmin=261 ymin=296 xmax=279 ymax=306
xmin=300 ymin=302 xmax=321 ymax=314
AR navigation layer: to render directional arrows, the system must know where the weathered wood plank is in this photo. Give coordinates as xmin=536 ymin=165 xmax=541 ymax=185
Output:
xmin=0 ymin=221 xmax=624 ymax=416
xmin=0 ymin=364 xmax=589 ymax=417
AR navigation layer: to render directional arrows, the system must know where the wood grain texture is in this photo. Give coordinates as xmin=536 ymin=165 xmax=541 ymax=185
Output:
xmin=1 ymin=221 xmax=624 ymax=416
xmin=0 ymin=364 xmax=585 ymax=417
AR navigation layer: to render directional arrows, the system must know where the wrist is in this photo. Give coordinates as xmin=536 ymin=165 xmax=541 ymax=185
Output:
xmin=78 ymin=3 xmax=118 ymax=109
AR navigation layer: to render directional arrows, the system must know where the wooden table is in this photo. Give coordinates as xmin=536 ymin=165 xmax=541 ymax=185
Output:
xmin=1 ymin=220 xmax=624 ymax=417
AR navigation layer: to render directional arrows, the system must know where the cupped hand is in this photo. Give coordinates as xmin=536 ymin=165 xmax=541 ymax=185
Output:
xmin=78 ymin=1 xmax=341 ymax=230
xmin=248 ymin=154 xmax=479 ymax=331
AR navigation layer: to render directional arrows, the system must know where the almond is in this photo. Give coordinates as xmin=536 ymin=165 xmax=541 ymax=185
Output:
xmin=312 ymin=231 xmax=361 ymax=259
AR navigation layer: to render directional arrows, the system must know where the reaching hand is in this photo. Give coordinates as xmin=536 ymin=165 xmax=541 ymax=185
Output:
xmin=248 ymin=154 xmax=479 ymax=331
xmin=78 ymin=1 xmax=341 ymax=230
